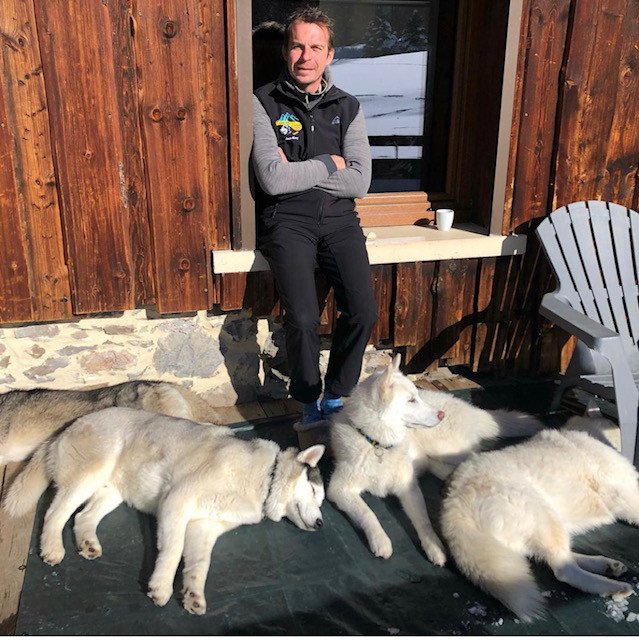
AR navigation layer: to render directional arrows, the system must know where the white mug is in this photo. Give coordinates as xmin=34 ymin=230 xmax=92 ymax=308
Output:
xmin=436 ymin=208 xmax=454 ymax=231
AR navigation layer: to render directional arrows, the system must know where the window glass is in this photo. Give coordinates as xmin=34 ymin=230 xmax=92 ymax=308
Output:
xmin=252 ymin=0 xmax=439 ymax=193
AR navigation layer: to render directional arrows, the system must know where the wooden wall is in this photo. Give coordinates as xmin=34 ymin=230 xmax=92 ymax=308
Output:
xmin=0 ymin=0 xmax=233 ymax=322
xmin=2 ymin=0 xmax=638 ymax=378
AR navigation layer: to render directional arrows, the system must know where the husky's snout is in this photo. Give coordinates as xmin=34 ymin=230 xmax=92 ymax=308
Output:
xmin=314 ymin=518 xmax=323 ymax=529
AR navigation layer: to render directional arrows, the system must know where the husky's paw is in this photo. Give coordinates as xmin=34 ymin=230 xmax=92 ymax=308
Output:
xmin=422 ymin=541 xmax=447 ymax=567
xmin=605 ymin=560 xmax=627 ymax=577
xmin=41 ymin=545 xmax=65 ymax=566
xmin=77 ymin=538 xmax=102 ymax=560
xmin=611 ymin=583 xmax=634 ymax=601
xmin=369 ymin=532 xmax=393 ymax=559
xmin=182 ymin=590 xmax=207 ymax=615
xmin=147 ymin=582 xmax=173 ymax=607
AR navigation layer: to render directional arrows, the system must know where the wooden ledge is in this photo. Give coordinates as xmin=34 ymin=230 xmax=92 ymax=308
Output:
xmin=211 ymin=223 xmax=527 ymax=274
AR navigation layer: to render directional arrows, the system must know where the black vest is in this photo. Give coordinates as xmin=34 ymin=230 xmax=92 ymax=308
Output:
xmin=253 ymin=78 xmax=361 ymax=228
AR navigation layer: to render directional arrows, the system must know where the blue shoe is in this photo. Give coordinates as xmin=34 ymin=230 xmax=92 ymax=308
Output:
xmin=321 ymin=396 xmax=343 ymax=420
xmin=302 ymin=400 xmax=322 ymax=424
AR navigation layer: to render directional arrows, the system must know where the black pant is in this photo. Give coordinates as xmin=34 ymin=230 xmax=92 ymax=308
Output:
xmin=259 ymin=215 xmax=378 ymax=403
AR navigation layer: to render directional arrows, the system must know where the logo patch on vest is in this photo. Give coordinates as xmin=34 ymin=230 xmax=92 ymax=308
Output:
xmin=331 ymin=116 xmax=340 ymax=125
xmin=275 ymin=112 xmax=302 ymax=140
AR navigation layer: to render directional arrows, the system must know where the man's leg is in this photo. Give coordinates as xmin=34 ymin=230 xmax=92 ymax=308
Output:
xmin=317 ymin=220 xmax=378 ymax=398
xmin=259 ymin=225 xmax=323 ymax=404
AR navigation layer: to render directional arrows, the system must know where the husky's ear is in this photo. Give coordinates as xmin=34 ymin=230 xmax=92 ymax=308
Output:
xmin=297 ymin=444 xmax=325 ymax=467
xmin=392 ymin=353 xmax=401 ymax=372
xmin=377 ymin=361 xmax=395 ymax=400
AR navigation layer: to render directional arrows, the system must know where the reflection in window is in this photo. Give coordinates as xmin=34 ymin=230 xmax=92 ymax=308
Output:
xmin=252 ymin=1 xmax=440 ymax=193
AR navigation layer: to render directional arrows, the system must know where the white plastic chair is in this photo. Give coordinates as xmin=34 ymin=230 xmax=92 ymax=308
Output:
xmin=536 ymin=201 xmax=639 ymax=464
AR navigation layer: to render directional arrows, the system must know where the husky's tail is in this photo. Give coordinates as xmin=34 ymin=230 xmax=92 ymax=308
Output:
xmin=442 ymin=511 xmax=545 ymax=622
xmin=3 ymin=444 xmax=50 ymax=518
xmin=488 ymin=409 xmax=545 ymax=439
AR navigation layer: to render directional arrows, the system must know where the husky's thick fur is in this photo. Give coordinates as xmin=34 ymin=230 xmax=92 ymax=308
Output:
xmin=4 ymin=407 xmax=325 ymax=614
xmin=0 ymin=380 xmax=219 ymax=465
xmin=441 ymin=415 xmax=639 ymax=622
xmin=327 ymin=355 xmax=544 ymax=565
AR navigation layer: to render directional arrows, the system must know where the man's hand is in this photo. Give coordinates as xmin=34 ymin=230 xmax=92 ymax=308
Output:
xmin=331 ymin=155 xmax=346 ymax=170
xmin=278 ymin=147 xmax=289 ymax=163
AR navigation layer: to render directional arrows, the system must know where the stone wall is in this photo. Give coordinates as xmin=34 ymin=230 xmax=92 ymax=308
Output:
xmin=0 ymin=310 xmax=392 ymax=406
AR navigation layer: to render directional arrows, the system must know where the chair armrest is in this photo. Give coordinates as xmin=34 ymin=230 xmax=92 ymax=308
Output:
xmin=539 ymin=293 xmax=620 ymax=351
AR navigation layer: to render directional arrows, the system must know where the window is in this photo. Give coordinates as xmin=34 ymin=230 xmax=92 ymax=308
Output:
xmin=250 ymin=0 xmax=512 ymax=228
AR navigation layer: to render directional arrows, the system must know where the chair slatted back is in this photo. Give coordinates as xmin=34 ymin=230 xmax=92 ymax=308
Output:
xmin=537 ymin=201 xmax=639 ymax=345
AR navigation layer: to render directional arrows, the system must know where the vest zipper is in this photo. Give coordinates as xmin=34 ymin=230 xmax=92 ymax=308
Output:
xmin=309 ymin=112 xmax=315 ymax=157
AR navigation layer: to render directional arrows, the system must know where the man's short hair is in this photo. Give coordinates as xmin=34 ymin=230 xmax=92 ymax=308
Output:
xmin=284 ymin=6 xmax=335 ymax=50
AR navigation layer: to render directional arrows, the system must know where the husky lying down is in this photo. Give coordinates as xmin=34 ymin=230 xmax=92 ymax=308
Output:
xmin=0 ymin=380 xmax=219 ymax=466
xmin=327 ymin=355 xmax=544 ymax=565
xmin=441 ymin=415 xmax=638 ymax=622
xmin=4 ymin=408 xmax=325 ymax=614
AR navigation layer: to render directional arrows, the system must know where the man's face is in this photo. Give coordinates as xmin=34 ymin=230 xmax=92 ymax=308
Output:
xmin=283 ymin=21 xmax=334 ymax=93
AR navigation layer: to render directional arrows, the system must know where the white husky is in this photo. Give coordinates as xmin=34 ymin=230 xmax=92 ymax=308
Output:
xmin=327 ymin=355 xmax=544 ymax=565
xmin=4 ymin=407 xmax=325 ymax=615
xmin=441 ymin=415 xmax=639 ymax=622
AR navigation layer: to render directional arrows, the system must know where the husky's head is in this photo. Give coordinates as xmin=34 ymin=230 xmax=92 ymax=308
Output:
xmin=266 ymin=444 xmax=326 ymax=531
xmin=355 ymin=355 xmax=444 ymax=438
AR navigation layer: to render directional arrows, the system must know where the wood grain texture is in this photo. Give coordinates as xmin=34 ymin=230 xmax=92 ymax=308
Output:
xmin=111 ymin=1 xmax=155 ymax=307
xmin=431 ymin=259 xmax=479 ymax=365
xmin=0 ymin=83 xmax=33 ymax=322
xmin=0 ymin=0 xmax=71 ymax=322
xmin=369 ymin=264 xmax=392 ymax=345
xmin=197 ymin=0 xmax=232 ymax=252
xmin=554 ymin=0 xmax=639 ymax=208
xmin=225 ymin=0 xmax=243 ymax=249
xmin=35 ymin=0 xmax=134 ymax=313
xmin=134 ymin=0 xmax=211 ymax=313
xmin=509 ymin=0 xmax=571 ymax=230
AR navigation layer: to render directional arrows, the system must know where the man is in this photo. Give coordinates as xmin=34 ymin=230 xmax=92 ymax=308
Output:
xmin=251 ymin=6 xmax=378 ymax=424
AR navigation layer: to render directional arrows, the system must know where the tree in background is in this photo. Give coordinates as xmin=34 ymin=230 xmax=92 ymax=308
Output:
xmin=400 ymin=9 xmax=429 ymax=52
xmin=363 ymin=16 xmax=399 ymax=57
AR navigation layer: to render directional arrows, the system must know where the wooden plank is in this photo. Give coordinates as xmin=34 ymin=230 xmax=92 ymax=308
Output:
xmin=403 ymin=262 xmax=437 ymax=371
xmin=598 ymin=1 xmax=639 ymax=206
xmin=134 ymin=0 xmax=212 ymax=313
xmin=111 ymin=1 xmax=155 ymax=307
xmin=35 ymin=1 xmax=134 ymax=313
xmin=394 ymin=262 xmax=421 ymax=347
xmin=244 ymin=271 xmax=278 ymax=318
xmin=431 ymin=259 xmax=478 ymax=365
xmin=197 ymin=0 xmax=231 ymax=253
xmin=260 ymin=399 xmax=300 ymax=418
xmin=369 ymin=264 xmax=392 ymax=345
xmin=213 ymin=401 xmax=267 ymax=425
xmin=356 ymin=192 xmax=433 ymax=227
xmin=553 ymin=0 xmax=630 ymax=208
xmin=0 ymin=463 xmax=35 ymax=635
xmin=0 ymin=83 xmax=33 ymax=323
xmin=508 ymin=0 xmax=572 ymax=230
xmin=471 ymin=257 xmax=496 ymax=371
xmin=219 ymin=272 xmax=247 ymax=311
xmin=226 ymin=0 xmax=243 ymax=249
xmin=0 ymin=0 xmax=72 ymax=322
xmin=502 ymin=0 xmax=532 ymax=233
